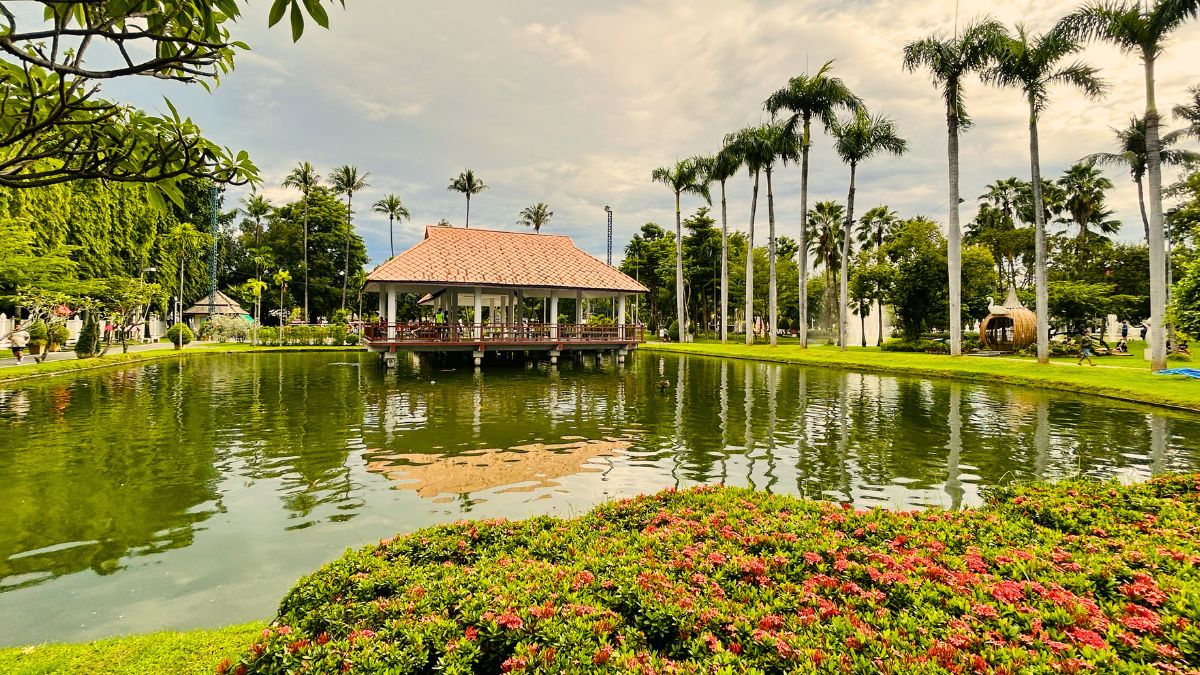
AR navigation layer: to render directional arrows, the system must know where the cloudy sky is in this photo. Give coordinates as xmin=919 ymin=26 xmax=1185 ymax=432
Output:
xmin=105 ymin=0 xmax=1200 ymax=266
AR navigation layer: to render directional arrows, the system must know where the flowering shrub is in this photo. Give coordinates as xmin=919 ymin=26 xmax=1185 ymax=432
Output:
xmin=226 ymin=475 xmax=1200 ymax=674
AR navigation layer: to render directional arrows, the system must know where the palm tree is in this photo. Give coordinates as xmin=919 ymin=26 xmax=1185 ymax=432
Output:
xmin=985 ymin=24 xmax=1106 ymax=365
xmin=722 ymin=127 xmax=773 ymax=345
xmin=699 ymin=147 xmax=743 ymax=343
xmin=163 ymin=222 xmax=208 ymax=324
xmin=903 ymin=19 xmax=1006 ymax=357
xmin=1083 ymin=117 xmax=1197 ymax=240
xmin=807 ymin=201 xmax=845 ymax=339
xmin=761 ymin=122 xmax=800 ymax=347
xmin=651 ymin=158 xmax=710 ymax=340
xmin=518 ymin=202 xmax=554 ymax=233
xmin=979 ymin=177 xmax=1024 ymax=221
xmin=1176 ymin=85 xmax=1200 ymax=137
xmin=372 ymin=194 xmax=411 ymax=259
xmin=765 ymin=61 xmax=861 ymax=347
xmin=329 ymin=164 xmax=371 ymax=311
xmin=1058 ymin=0 xmax=1198 ymax=371
xmin=240 ymin=190 xmax=272 ymax=250
xmin=272 ymin=269 xmax=291 ymax=329
xmin=448 ymin=169 xmax=488 ymax=228
xmin=282 ymin=161 xmax=320 ymax=322
xmin=855 ymin=205 xmax=898 ymax=345
xmin=831 ymin=108 xmax=907 ymax=351
xmin=1058 ymin=161 xmax=1116 ymax=242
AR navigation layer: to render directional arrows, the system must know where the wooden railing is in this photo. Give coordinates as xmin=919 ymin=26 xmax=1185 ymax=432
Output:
xmin=364 ymin=322 xmax=644 ymax=344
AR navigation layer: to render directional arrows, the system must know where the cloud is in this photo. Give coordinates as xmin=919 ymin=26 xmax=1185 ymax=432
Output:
xmin=522 ymin=23 xmax=590 ymax=63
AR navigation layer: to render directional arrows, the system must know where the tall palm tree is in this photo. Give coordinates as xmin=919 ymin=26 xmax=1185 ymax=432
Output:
xmin=282 ymin=161 xmax=320 ymax=322
xmin=764 ymin=61 xmax=862 ymax=348
xmin=979 ymin=177 xmax=1024 ymax=221
xmin=1083 ymin=117 xmax=1197 ymax=240
xmin=855 ymin=205 xmax=898 ymax=345
xmin=163 ymin=222 xmax=208 ymax=324
xmin=831 ymin=108 xmax=907 ymax=351
xmin=241 ymin=190 xmax=272 ymax=249
xmin=760 ymin=122 xmax=800 ymax=347
xmin=448 ymin=169 xmax=487 ymax=228
xmin=651 ymin=158 xmax=710 ymax=340
xmin=807 ymin=201 xmax=845 ymax=339
xmin=372 ymin=194 xmax=411 ymax=259
xmin=699 ymin=147 xmax=743 ymax=343
xmin=1059 ymin=0 xmax=1199 ymax=371
xmin=903 ymin=18 xmax=1006 ymax=357
xmin=985 ymin=24 xmax=1106 ymax=365
xmin=722 ymin=127 xmax=773 ymax=345
xmin=1057 ymin=161 xmax=1115 ymax=242
xmin=330 ymin=164 xmax=371 ymax=311
xmin=518 ymin=202 xmax=554 ymax=233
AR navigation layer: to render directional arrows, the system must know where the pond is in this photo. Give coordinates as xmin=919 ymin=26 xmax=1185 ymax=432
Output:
xmin=1 ymin=350 xmax=1199 ymax=646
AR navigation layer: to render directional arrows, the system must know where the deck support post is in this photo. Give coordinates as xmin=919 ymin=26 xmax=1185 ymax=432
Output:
xmin=549 ymin=349 xmax=560 ymax=365
xmin=617 ymin=347 xmax=628 ymax=364
xmin=473 ymin=287 xmax=483 ymax=340
xmin=473 ymin=350 xmax=484 ymax=367
xmin=386 ymin=285 xmax=397 ymax=340
xmin=550 ymin=291 xmax=559 ymax=340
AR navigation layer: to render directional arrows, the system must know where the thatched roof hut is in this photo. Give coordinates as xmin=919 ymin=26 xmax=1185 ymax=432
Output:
xmin=979 ymin=287 xmax=1036 ymax=351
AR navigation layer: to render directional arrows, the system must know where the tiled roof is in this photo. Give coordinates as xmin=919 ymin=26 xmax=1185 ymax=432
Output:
xmin=366 ymin=226 xmax=648 ymax=293
xmin=182 ymin=290 xmax=249 ymax=316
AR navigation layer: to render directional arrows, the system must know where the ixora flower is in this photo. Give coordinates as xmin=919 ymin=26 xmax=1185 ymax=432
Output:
xmin=229 ymin=474 xmax=1200 ymax=674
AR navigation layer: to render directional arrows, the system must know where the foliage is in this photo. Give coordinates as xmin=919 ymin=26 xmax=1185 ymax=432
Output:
xmin=231 ymin=474 xmax=1200 ymax=674
xmin=207 ymin=316 xmax=251 ymax=343
xmin=518 ymin=203 xmax=554 ymax=233
xmin=448 ymin=170 xmax=488 ymax=228
xmin=880 ymin=338 xmax=943 ymax=352
xmin=167 ymin=323 xmax=194 ymax=348
xmin=254 ymin=325 xmax=353 ymax=347
xmin=881 ymin=218 xmax=949 ymax=341
xmin=46 ymin=323 xmax=69 ymax=346
xmin=1171 ymin=256 xmax=1200 ymax=340
xmin=667 ymin=320 xmax=680 ymax=342
xmin=74 ymin=318 xmax=101 ymax=359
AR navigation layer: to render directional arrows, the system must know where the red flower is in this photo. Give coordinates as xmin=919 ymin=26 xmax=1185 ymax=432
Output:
xmin=464 ymin=626 xmax=479 ymax=641
xmin=593 ymin=645 xmax=614 ymax=665
xmin=497 ymin=612 xmax=524 ymax=630
xmin=1067 ymin=628 xmax=1107 ymax=651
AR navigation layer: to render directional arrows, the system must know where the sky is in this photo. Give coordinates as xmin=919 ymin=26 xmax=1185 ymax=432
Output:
xmin=99 ymin=0 xmax=1200 ymax=268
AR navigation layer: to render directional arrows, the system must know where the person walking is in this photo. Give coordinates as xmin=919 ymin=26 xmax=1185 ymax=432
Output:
xmin=4 ymin=320 xmax=31 ymax=365
xmin=1121 ymin=320 xmax=1129 ymax=340
xmin=1077 ymin=332 xmax=1097 ymax=367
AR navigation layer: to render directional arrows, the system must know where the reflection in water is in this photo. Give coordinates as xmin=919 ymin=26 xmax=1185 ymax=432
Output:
xmin=0 ymin=350 xmax=1199 ymax=646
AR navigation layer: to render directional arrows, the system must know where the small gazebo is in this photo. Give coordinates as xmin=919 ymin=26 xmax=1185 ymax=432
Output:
xmin=182 ymin=290 xmax=252 ymax=330
xmin=979 ymin=287 xmax=1036 ymax=351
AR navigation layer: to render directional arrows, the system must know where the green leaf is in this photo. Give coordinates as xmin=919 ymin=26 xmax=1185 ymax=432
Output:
xmin=302 ymin=0 xmax=330 ymax=29
xmin=268 ymin=0 xmax=288 ymax=27
xmin=289 ymin=1 xmax=305 ymax=42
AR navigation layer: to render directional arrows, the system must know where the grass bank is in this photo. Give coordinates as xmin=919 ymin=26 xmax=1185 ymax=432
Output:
xmin=0 ymin=343 xmax=364 ymax=384
xmin=0 ymin=622 xmax=266 ymax=675
xmin=641 ymin=340 xmax=1200 ymax=412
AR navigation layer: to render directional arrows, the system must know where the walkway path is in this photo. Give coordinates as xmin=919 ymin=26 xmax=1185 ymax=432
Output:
xmin=0 ymin=342 xmax=172 ymax=369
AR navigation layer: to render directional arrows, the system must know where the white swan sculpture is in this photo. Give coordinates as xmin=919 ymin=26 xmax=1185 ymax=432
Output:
xmin=987 ymin=296 xmax=1009 ymax=316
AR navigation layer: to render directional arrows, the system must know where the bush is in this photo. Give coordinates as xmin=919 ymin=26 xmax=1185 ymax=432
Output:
xmin=74 ymin=319 xmax=100 ymax=359
xmin=166 ymin=323 xmax=194 ymax=347
xmin=228 ymin=475 xmax=1200 ymax=674
xmin=880 ymin=338 xmax=942 ymax=352
xmin=667 ymin=320 xmax=679 ymax=342
xmin=330 ymin=308 xmax=352 ymax=325
xmin=209 ymin=315 xmax=250 ymax=342
xmin=47 ymin=322 xmax=69 ymax=346
xmin=26 ymin=320 xmax=47 ymax=346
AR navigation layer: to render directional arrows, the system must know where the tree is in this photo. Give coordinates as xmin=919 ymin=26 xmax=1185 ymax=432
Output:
xmin=372 ymin=194 xmax=411 ymax=259
xmin=100 ymin=278 xmax=164 ymax=354
xmin=620 ymin=223 xmax=673 ymax=328
xmin=849 ymin=248 xmax=894 ymax=347
xmin=162 ymin=222 xmax=209 ymax=322
xmin=1057 ymin=162 xmax=1117 ymax=245
xmin=764 ymin=60 xmax=862 ymax=348
xmin=722 ymin=127 xmax=776 ymax=345
xmin=518 ymin=203 xmax=554 ymax=233
xmin=985 ymin=24 xmax=1106 ymax=364
xmin=448 ymin=169 xmax=488 ymax=228
xmin=272 ymin=269 xmax=292 ymax=329
xmin=882 ymin=217 xmax=950 ymax=341
xmin=854 ymin=206 xmax=899 ymax=344
xmin=282 ymin=161 xmax=321 ymax=322
xmin=241 ymin=191 xmax=273 ymax=252
xmin=903 ymin=18 xmax=1007 ymax=357
xmin=243 ymin=278 xmax=268 ymax=345
xmin=651 ymin=158 xmax=710 ymax=340
xmin=1083 ymin=117 xmax=1197 ymax=240
xmin=699 ymin=147 xmax=743 ymax=343
xmin=0 ymin=218 xmax=76 ymax=305
xmin=329 ymin=165 xmax=370 ymax=310
xmin=1176 ymin=85 xmax=1200 ymax=138
xmin=1059 ymin=0 xmax=1199 ymax=371
xmin=831 ymin=108 xmax=907 ymax=350
xmin=807 ymin=200 xmax=846 ymax=337
xmin=0 ymin=1 xmax=336 ymax=196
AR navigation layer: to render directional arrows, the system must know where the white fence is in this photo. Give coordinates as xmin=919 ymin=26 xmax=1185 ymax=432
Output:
xmin=0 ymin=313 xmax=167 ymax=347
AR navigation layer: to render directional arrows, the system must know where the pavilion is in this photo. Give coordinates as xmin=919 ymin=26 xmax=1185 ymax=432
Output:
xmin=182 ymin=290 xmax=252 ymax=331
xmin=363 ymin=225 xmax=648 ymax=366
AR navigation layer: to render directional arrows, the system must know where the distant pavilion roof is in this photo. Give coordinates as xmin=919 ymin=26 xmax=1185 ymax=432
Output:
xmin=364 ymin=226 xmax=648 ymax=294
xmin=182 ymin=290 xmax=249 ymax=317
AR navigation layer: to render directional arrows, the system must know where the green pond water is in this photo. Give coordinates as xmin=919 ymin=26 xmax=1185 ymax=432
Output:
xmin=1 ymin=350 xmax=1199 ymax=646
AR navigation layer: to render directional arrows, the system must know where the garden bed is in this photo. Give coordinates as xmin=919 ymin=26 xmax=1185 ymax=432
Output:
xmin=227 ymin=475 xmax=1200 ymax=674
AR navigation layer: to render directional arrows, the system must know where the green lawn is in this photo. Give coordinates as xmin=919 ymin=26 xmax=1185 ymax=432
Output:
xmin=0 ymin=343 xmax=362 ymax=384
xmin=641 ymin=339 xmax=1200 ymax=411
xmin=0 ymin=622 xmax=265 ymax=675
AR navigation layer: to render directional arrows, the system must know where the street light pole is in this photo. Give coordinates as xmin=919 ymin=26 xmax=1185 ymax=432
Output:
xmin=604 ymin=205 xmax=613 ymax=267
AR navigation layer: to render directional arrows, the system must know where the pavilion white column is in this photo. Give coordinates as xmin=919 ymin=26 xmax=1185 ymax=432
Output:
xmin=473 ymin=287 xmax=483 ymax=340
xmin=386 ymin=285 xmax=397 ymax=339
xmin=576 ymin=290 xmax=583 ymax=325
xmin=550 ymin=291 xmax=559 ymax=340
xmin=377 ymin=289 xmax=385 ymax=321
xmin=619 ymin=294 xmax=627 ymax=339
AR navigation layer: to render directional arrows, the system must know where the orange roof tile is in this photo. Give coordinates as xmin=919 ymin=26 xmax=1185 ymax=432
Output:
xmin=366 ymin=226 xmax=648 ymax=293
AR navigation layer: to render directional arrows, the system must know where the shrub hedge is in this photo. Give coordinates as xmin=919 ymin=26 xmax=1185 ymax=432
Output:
xmin=225 ymin=475 xmax=1200 ymax=674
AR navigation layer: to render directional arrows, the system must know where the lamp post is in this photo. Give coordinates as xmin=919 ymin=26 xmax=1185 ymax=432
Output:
xmin=604 ymin=205 xmax=613 ymax=267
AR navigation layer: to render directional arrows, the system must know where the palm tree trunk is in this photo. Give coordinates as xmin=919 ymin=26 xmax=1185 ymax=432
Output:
xmin=720 ymin=179 xmax=729 ymax=344
xmin=840 ymin=163 xmax=857 ymax=351
xmin=766 ymin=167 xmax=778 ymax=348
xmin=1135 ymin=176 xmax=1150 ymax=243
xmin=877 ymin=299 xmax=884 ymax=347
xmin=178 ymin=252 xmax=185 ymax=326
xmin=861 ymin=310 xmax=867 ymax=348
xmin=466 ymin=195 xmax=471 ymax=229
xmin=389 ymin=214 xmax=395 ymax=258
xmin=947 ymin=97 xmax=963 ymax=357
xmin=798 ymin=116 xmax=811 ymax=348
xmin=302 ymin=194 xmax=310 ymax=323
xmin=1028 ymin=98 xmax=1050 ymax=365
xmin=745 ymin=172 xmax=759 ymax=346
xmin=675 ymin=191 xmax=685 ymax=341
xmin=1144 ymin=51 xmax=1167 ymax=371
xmin=341 ymin=192 xmax=353 ymax=310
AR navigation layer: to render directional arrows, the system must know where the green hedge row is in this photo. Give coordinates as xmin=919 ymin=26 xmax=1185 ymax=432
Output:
xmin=254 ymin=326 xmax=360 ymax=347
xmin=223 ymin=475 xmax=1200 ymax=674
